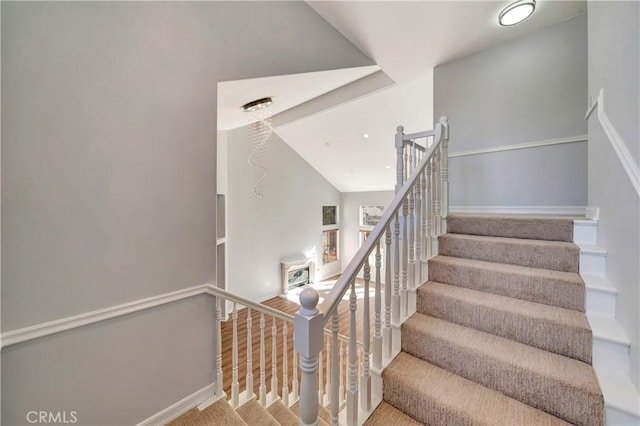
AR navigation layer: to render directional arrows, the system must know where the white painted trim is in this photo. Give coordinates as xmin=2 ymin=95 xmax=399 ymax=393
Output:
xmin=137 ymin=384 xmax=216 ymax=426
xmin=594 ymin=88 xmax=640 ymax=197
xmin=449 ymin=205 xmax=587 ymax=216
xmin=586 ymin=207 xmax=600 ymax=221
xmin=0 ymin=284 xmax=211 ymax=348
xmin=448 ymin=135 xmax=587 ymax=158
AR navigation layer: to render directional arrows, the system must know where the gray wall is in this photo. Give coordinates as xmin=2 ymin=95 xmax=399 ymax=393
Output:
xmin=434 ymin=13 xmax=588 ymax=207
xmin=340 ymin=191 xmax=394 ymax=281
xmin=227 ymin=128 xmax=342 ymax=300
xmin=1 ymin=2 xmax=372 ymax=424
xmin=587 ymin=1 xmax=640 ymax=389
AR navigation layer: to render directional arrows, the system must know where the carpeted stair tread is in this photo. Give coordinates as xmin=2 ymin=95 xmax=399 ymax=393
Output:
xmin=383 ymin=352 xmax=570 ymax=425
xmin=402 ymin=313 xmax=604 ymax=426
xmin=266 ymin=400 xmax=299 ymax=426
xmin=439 ymin=233 xmax=579 ymax=272
xmin=447 ymin=213 xmax=575 ymax=241
xmin=291 ymin=401 xmax=330 ymax=425
xmin=166 ymin=408 xmax=202 ymax=426
xmin=428 ymin=255 xmax=585 ymax=311
xmin=236 ymin=399 xmax=279 ymax=426
xmin=193 ymin=399 xmax=247 ymax=426
xmin=417 ymin=281 xmax=592 ymax=362
xmin=363 ymin=401 xmax=422 ymax=426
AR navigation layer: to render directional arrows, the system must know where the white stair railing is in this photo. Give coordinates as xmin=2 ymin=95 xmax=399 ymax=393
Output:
xmin=294 ymin=117 xmax=449 ymax=426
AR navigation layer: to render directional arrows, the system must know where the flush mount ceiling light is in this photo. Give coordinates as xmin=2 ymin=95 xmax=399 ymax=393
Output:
xmin=499 ymin=0 xmax=536 ymax=26
xmin=242 ymin=97 xmax=273 ymax=112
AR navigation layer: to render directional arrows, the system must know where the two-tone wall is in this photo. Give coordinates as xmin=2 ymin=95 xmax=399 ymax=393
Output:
xmin=1 ymin=2 xmax=373 ymax=424
xmin=587 ymin=0 xmax=640 ymax=389
xmin=434 ymin=13 xmax=588 ymax=208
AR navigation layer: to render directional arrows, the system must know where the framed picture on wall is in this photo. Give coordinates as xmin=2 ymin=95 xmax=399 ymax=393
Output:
xmin=360 ymin=205 xmax=384 ymax=228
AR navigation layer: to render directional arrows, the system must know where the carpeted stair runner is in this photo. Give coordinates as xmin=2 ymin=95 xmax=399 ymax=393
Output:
xmin=375 ymin=214 xmax=604 ymax=426
xmin=168 ymin=398 xmax=301 ymax=426
xmin=383 ymin=352 xmax=571 ymax=425
xmin=266 ymin=400 xmax=299 ymax=426
xmin=417 ymin=282 xmax=592 ymax=362
xmin=167 ymin=399 xmax=246 ymax=426
xmin=446 ymin=213 xmax=575 ymax=241
xmin=364 ymin=401 xmax=422 ymax=426
xmin=236 ymin=399 xmax=280 ymax=425
xmin=428 ymin=255 xmax=585 ymax=311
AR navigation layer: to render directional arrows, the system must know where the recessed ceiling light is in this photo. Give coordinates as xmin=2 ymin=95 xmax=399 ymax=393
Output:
xmin=385 ymin=165 xmax=391 ymax=169
xmin=363 ymin=133 xmax=369 ymax=138
xmin=499 ymin=0 xmax=535 ymax=26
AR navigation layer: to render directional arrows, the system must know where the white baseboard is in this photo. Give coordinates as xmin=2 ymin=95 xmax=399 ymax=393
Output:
xmin=137 ymin=383 xmax=215 ymax=426
xmin=449 ymin=206 xmax=587 ymax=216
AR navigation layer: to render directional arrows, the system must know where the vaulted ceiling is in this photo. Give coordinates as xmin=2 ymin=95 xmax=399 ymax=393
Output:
xmin=218 ymin=1 xmax=587 ymax=192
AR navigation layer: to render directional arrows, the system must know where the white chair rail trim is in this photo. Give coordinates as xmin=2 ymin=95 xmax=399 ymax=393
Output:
xmin=586 ymin=88 xmax=640 ymax=197
xmin=0 ymin=284 xmax=295 ymax=348
xmin=448 ymin=134 xmax=587 ymax=158
xmin=0 ymin=284 xmax=211 ymax=348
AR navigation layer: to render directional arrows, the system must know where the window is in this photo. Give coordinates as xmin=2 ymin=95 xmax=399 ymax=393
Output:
xmin=322 ymin=206 xmax=337 ymax=226
xmin=322 ymin=229 xmax=339 ymax=264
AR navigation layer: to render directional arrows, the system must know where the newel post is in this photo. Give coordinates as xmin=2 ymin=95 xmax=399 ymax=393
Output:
xmin=439 ymin=116 xmax=450 ymax=233
xmin=295 ymin=288 xmax=323 ymax=426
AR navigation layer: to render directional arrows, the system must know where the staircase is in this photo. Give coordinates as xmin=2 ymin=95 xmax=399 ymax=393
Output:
xmin=168 ymin=398 xmax=332 ymax=426
xmin=368 ymin=214 xmax=605 ymax=425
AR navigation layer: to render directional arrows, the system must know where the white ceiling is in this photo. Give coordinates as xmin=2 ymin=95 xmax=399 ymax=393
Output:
xmin=217 ymin=65 xmax=379 ymax=130
xmin=308 ymin=1 xmax=587 ymax=83
xmin=276 ymin=74 xmax=433 ymax=192
xmin=219 ymin=1 xmax=587 ymax=192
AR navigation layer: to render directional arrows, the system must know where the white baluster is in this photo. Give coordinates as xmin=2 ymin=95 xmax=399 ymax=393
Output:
xmin=384 ymin=227 xmax=393 ymax=358
xmin=392 ymin=212 xmax=401 ymax=326
xmin=440 ymin=116 xmax=450 ymax=234
xmin=430 ymin=157 xmax=437 ymax=255
xmin=361 ymin=259 xmax=371 ymax=412
xmin=347 ymin=280 xmax=359 ymax=426
xmin=408 ymin=184 xmax=416 ymax=292
xmin=318 ymin=338 xmax=324 ymax=404
xmin=373 ymin=241 xmax=382 ymax=369
xmin=325 ymin=339 xmax=331 ymax=402
xmin=260 ymin=313 xmax=267 ymax=406
xmin=215 ymin=297 xmax=223 ymax=396
xmin=423 ymin=165 xmax=430 ymax=260
xmin=231 ymin=302 xmax=239 ymax=407
xmin=295 ymin=288 xmax=322 ymax=426
xmin=246 ymin=308 xmax=254 ymax=400
xmin=434 ymin=145 xmax=442 ymax=240
xmin=271 ymin=317 xmax=278 ymax=403
xmin=292 ymin=336 xmax=299 ymax=403
xmin=416 ymin=172 xmax=423 ymax=278
xmin=331 ymin=312 xmax=339 ymax=426
xmin=282 ymin=321 xmax=289 ymax=407
xmin=339 ymin=340 xmax=345 ymax=405
xmin=401 ymin=196 xmax=409 ymax=318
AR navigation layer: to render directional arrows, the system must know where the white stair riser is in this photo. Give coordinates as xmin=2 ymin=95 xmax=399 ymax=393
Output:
xmin=585 ymin=289 xmax=616 ymax=318
xmin=580 ymin=252 xmax=607 ymax=277
xmin=574 ymin=223 xmax=598 ymax=245
xmin=606 ymin=406 xmax=640 ymax=426
xmin=592 ymin=338 xmax=629 ymax=376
